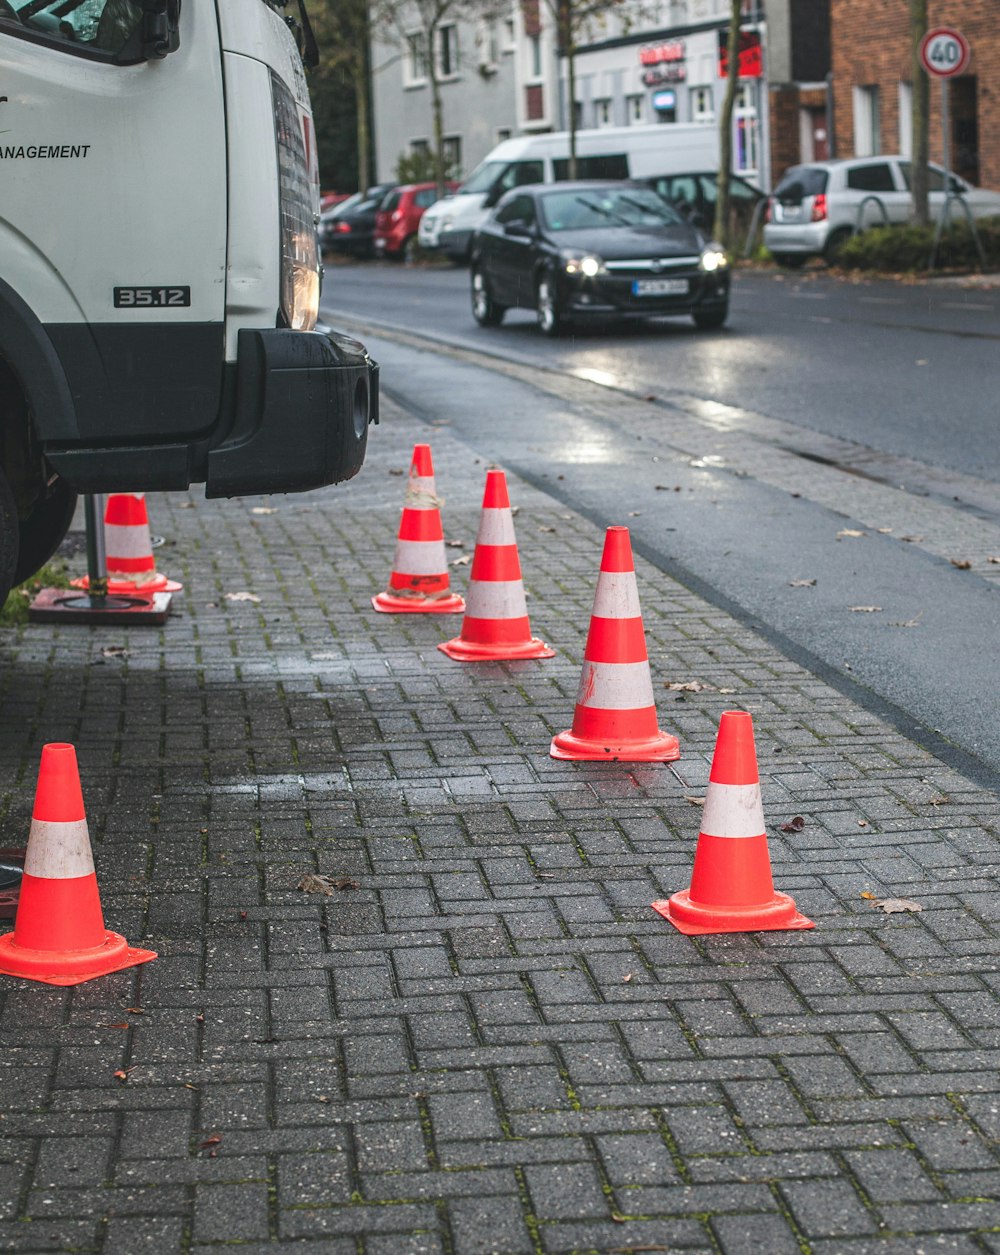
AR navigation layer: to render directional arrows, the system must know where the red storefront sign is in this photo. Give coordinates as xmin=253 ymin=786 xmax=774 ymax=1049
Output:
xmin=717 ymin=29 xmax=762 ymax=78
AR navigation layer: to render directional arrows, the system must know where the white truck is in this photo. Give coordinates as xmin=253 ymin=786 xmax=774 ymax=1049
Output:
xmin=0 ymin=0 xmax=378 ymax=605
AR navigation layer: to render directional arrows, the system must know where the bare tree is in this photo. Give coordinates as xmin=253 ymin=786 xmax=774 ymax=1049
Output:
xmin=909 ymin=0 xmax=930 ymax=225
xmin=373 ymin=0 xmax=505 ymax=193
xmin=712 ymin=0 xmax=741 ymax=247
xmin=542 ymin=0 xmax=634 ymax=179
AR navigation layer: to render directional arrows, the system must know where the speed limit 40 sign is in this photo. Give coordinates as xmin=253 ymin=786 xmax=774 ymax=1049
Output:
xmin=919 ymin=27 xmax=971 ymax=78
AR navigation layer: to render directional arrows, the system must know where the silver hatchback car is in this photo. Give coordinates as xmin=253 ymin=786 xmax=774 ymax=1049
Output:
xmin=764 ymin=155 xmax=1000 ymax=267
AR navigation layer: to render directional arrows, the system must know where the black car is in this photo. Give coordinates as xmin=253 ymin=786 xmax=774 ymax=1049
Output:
xmin=319 ymin=182 xmax=397 ymax=258
xmin=469 ymin=181 xmax=730 ymax=336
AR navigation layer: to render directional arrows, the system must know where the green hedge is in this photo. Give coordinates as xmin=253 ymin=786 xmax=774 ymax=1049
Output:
xmin=837 ymin=215 xmax=1000 ymax=272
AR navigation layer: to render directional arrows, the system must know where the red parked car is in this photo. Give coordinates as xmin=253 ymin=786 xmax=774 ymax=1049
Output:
xmin=374 ymin=181 xmax=458 ymax=261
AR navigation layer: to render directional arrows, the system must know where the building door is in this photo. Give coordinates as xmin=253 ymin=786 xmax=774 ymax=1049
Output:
xmin=950 ymin=76 xmax=979 ymax=186
xmin=809 ymin=108 xmax=830 ymax=161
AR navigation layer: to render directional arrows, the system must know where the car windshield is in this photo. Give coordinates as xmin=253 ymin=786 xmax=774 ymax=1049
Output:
xmin=459 ymin=161 xmax=508 ymax=195
xmin=540 ymin=187 xmax=686 ymax=232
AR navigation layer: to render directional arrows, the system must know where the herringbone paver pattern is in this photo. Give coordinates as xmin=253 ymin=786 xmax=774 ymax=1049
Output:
xmin=1 ymin=400 xmax=1000 ymax=1253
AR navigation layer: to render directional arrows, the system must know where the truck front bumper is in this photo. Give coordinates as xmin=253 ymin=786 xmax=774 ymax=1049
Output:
xmin=205 ymin=325 xmax=379 ymax=498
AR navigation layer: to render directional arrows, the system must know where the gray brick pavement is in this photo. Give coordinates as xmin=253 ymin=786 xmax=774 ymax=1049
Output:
xmin=1 ymin=398 xmax=1000 ymax=1252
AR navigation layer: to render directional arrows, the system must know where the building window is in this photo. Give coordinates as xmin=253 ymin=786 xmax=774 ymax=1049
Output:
xmin=690 ymin=85 xmax=714 ymax=123
xmin=573 ymin=99 xmax=584 ymax=129
xmin=898 ymin=81 xmax=912 ymax=157
xmin=442 ymin=135 xmax=462 ymax=177
xmin=733 ymin=83 xmax=758 ymax=174
xmin=626 ymin=94 xmax=645 ymax=125
xmin=476 ymin=20 xmax=498 ymax=72
xmin=853 ymin=85 xmax=880 ymax=156
xmin=529 ymin=34 xmax=542 ymax=79
xmin=496 ymin=127 xmax=512 ymax=143
xmin=594 ymin=98 xmax=612 ymax=128
xmin=404 ymin=31 xmax=428 ymax=87
xmin=504 ymin=17 xmax=516 ymax=51
xmin=436 ymin=24 xmax=459 ymax=79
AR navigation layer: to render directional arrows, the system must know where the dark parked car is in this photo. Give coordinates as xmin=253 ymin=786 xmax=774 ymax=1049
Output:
xmin=642 ymin=171 xmax=764 ymax=239
xmin=319 ymin=182 xmax=396 ymax=257
xmin=470 ymin=181 xmax=730 ymax=336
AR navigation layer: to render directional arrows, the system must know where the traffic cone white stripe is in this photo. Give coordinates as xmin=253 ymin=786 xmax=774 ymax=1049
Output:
xmin=475 ymin=508 xmax=518 ymax=547
xmin=392 ymin=539 xmax=451 ymax=576
xmin=104 ymin=524 xmax=154 ymax=559
xmin=23 ymin=818 xmax=95 ymax=878
xmin=591 ymin=571 xmax=643 ymax=619
xmin=575 ymin=660 xmax=657 ymax=710
xmin=464 ymin=579 xmax=529 ymax=620
xmin=699 ymin=781 xmax=766 ymax=839
xmin=404 ymin=475 xmax=439 ymax=508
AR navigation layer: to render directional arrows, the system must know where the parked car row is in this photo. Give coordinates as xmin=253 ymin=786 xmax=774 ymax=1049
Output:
xmin=318 ymin=181 xmax=456 ymax=261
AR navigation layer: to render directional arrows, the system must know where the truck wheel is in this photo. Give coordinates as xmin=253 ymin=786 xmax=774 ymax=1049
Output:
xmin=0 ymin=467 xmax=19 ymax=609
xmin=13 ymin=478 xmax=77 ymax=587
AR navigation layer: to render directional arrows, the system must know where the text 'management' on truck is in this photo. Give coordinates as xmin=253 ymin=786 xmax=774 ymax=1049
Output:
xmin=0 ymin=0 xmax=378 ymax=604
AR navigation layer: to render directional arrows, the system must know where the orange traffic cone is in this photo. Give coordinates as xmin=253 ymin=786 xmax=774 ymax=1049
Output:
xmin=551 ymin=526 xmax=679 ymax=761
xmin=438 ymin=469 xmax=554 ymax=661
xmin=373 ymin=444 xmax=464 ymax=613
xmin=73 ymin=493 xmax=182 ymax=595
xmin=652 ymin=711 xmax=814 ymax=935
xmin=0 ymin=744 xmax=157 ymax=986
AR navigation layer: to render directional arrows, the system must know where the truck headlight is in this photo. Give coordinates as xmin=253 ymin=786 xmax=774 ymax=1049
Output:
xmin=699 ymin=244 xmax=729 ymax=272
xmin=271 ymin=72 xmax=320 ymax=332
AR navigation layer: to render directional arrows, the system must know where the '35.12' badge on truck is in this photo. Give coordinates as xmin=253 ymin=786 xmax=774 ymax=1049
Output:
xmin=113 ymin=286 xmax=191 ymax=308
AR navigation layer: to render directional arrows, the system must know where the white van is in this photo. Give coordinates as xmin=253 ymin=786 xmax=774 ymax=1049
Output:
xmin=419 ymin=124 xmax=722 ymax=262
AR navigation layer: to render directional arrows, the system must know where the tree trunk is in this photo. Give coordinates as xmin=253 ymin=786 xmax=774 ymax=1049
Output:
xmin=355 ymin=10 xmax=371 ymax=195
xmin=713 ymin=0 xmax=741 ymax=246
xmin=909 ymin=0 xmax=930 ymax=226
xmin=563 ymin=2 xmax=577 ymax=179
xmin=428 ymin=23 xmax=447 ymax=194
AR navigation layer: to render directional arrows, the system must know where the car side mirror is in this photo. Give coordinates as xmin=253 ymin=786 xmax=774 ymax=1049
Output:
xmin=504 ymin=220 xmax=533 ymax=238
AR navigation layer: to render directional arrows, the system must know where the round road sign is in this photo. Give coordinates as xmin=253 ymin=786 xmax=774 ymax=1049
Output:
xmin=919 ymin=27 xmax=970 ymax=78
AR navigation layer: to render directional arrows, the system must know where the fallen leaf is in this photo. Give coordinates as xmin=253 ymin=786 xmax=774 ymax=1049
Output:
xmin=950 ymin=558 xmax=972 ymax=570
xmin=623 ymin=972 xmax=633 ymax=983
xmin=99 ymin=1022 xmax=130 ymax=1030
xmin=445 ymin=539 xmax=464 ymax=549
xmin=113 ymin=1069 xmax=130 ymax=1082
xmin=298 ymin=874 xmax=360 ymax=895
xmin=872 ymin=897 xmax=923 ymax=914
xmin=682 ymin=795 xmax=705 ymax=806
xmin=238 ymin=910 xmax=248 ymax=921
xmin=718 ymin=687 xmax=737 ymax=694
xmin=178 ymin=501 xmax=196 ymax=509
xmin=628 ymin=511 xmax=641 ymax=517
xmin=101 ymin=646 xmax=130 ymax=658
xmin=654 ymin=484 xmax=668 ymax=491
xmin=900 ymin=535 xmax=924 ymax=543
xmin=665 ymin=680 xmax=705 ymax=692
xmin=988 ymin=556 xmax=1000 ymax=565
xmin=877 ymin=527 xmax=893 ymax=534
xmin=125 ymin=1007 xmax=145 ymax=1015
xmin=449 ymin=554 xmax=471 ymax=567
xmin=928 ymin=795 xmax=949 ymax=807
xmin=889 ymin=611 xmax=924 ymax=628
xmin=389 ymin=468 xmax=405 ymax=476
xmin=860 ymin=891 xmax=878 ymax=900
xmin=858 ymin=819 xmax=869 ymax=827
xmin=779 ymin=815 xmax=805 ymax=832
xmin=251 ymin=506 xmax=277 ymax=515
xmin=789 ymin=578 xmax=816 ymax=588
xmin=849 ymin=605 xmax=882 ymax=613
xmin=538 ymin=525 xmax=556 ymax=533
xmin=837 ymin=529 xmax=865 ymax=539
xmin=224 ymin=591 xmax=260 ymax=603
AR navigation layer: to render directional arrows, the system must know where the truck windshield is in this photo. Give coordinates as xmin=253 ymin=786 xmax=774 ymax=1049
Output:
xmin=0 ymin=0 xmax=142 ymax=54
xmin=459 ymin=162 xmax=507 ymax=195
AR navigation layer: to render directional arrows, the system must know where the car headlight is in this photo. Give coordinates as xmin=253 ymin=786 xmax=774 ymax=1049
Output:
xmin=562 ymin=252 xmax=604 ymax=277
xmin=699 ymin=244 xmax=729 ymax=272
xmin=441 ymin=217 xmax=453 ymax=232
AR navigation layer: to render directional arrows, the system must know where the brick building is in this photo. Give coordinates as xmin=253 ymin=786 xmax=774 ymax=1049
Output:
xmin=830 ymin=0 xmax=998 ymax=189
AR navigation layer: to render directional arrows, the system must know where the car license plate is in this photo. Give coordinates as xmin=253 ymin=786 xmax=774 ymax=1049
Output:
xmin=779 ymin=204 xmax=803 ymax=221
xmin=633 ymin=278 xmax=688 ymax=296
